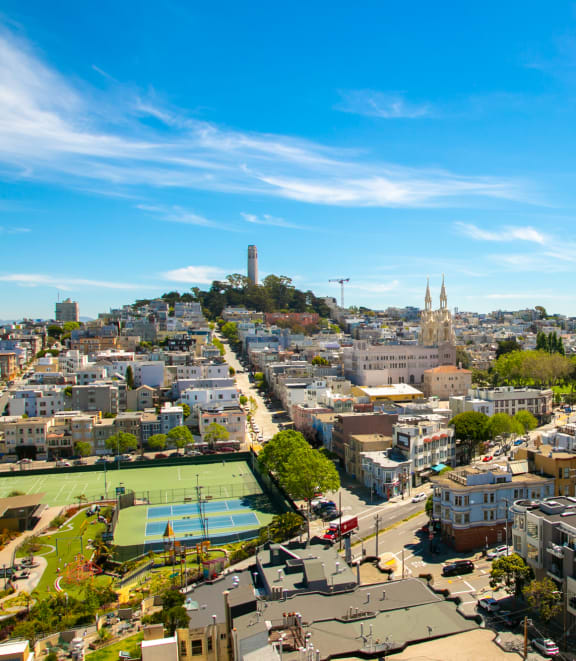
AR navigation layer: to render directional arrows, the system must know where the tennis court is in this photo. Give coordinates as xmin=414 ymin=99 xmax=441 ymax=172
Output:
xmin=145 ymin=513 xmax=259 ymax=537
xmin=147 ymin=498 xmax=252 ymax=519
xmin=0 ymin=460 xmax=261 ymax=506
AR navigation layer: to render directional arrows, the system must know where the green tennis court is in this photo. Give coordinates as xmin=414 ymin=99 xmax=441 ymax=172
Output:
xmin=0 ymin=460 xmax=261 ymax=506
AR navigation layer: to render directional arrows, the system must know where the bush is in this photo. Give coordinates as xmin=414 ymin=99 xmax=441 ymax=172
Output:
xmin=50 ymin=515 xmax=66 ymax=529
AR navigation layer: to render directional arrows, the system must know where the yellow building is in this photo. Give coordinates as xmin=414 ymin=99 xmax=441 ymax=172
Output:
xmin=344 ymin=433 xmax=392 ymax=479
xmin=351 ymin=383 xmax=424 ymax=403
xmin=516 ymin=445 xmax=576 ymax=497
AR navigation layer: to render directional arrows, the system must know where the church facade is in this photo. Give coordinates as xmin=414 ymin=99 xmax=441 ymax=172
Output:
xmin=419 ymin=276 xmax=456 ymax=346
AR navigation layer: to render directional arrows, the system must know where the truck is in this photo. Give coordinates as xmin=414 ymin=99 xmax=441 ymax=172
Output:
xmin=322 ymin=515 xmax=359 ymax=543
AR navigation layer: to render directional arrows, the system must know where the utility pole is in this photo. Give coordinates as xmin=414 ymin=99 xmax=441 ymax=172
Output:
xmin=374 ymin=515 xmax=380 ymax=558
xmin=328 ymin=278 xmax=350 ymax=309
xmin=523 ymin=616 xmax=528 ymax=659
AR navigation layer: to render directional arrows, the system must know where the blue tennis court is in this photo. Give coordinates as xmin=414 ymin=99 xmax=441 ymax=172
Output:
xmin=145 ymin=512 xmax=259 ymax=538
xmin=147 ymin=498 xmax=251 ymax=519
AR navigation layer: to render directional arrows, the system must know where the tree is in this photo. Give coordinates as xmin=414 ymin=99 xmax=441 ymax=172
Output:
xmin=262 ymin=512 xmax=304 ymax=543
xmin=455 ymin=347 xmax=472 ymax=369
xmin=450 ymin=411 xmax=489 ymax=442
xmin=164 ymin=605 xmax=189 ymax=634
xmin=258 ymin=430 xmax=309 ymax=476
xmin=229 ymin=366 xmax=236 ymax=376
xmin=203 ymin=422 xmax=229 ymax=448
xmin=523 ymin=577 xmax=563 ymax=622
xmin=490 ymin=553 xmax=533 ymax=598
xmin=125 ymin=365 xmax=135 ymax=390
xmin=180 ymin=403 xmax=191 ymax=420
xmin=147 ymin=434 xmax=167 ymax=451
xmin=105 ymin=432 xmax=138 ymax=455
xmin=485 ymin=413 xmax=514 ymax=439
xmin=514 ymin=410 xmax=538 ymax=433
xmin=495 ymin=339 xmax=521 ymax=358
xmin=425 ymin=494 xmax=433 ymax=517
xmin=62 ymin=321 xmax=80 ymax=333
xmin=311 ymin=356 xmax=330 ymax=366
xmin=167 ymin=426 xmax=194 ymax=453
xmin=74 ymin=441 xmax=91 ymax=457
xmin=534 ymin=305 xmax=547 ymax=319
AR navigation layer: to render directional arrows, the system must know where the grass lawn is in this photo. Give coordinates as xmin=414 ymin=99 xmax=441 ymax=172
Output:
xmin=86 ymin=632 xmax=143 ymax=660
xmin=17 ymin=509 xmax=113 ymax=599
xmin=0 ymin=460 xmax=261 ymax=506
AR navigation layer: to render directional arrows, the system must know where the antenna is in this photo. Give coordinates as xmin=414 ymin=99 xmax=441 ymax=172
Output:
xmin=328 ymin=278 xmax=350 ymax=308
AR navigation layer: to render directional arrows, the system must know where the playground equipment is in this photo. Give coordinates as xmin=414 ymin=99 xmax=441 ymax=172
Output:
xmin=62 ymin=553 xmax=102 ymax=584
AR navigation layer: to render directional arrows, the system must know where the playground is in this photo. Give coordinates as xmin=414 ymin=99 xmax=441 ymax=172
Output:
xmin=0 ymin=459 xmax=262 ymax=506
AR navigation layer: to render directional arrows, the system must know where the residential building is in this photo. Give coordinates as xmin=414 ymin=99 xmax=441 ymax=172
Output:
xmin=361 ymin=449 xmax=413 ymax=500
xmin=515 ymin=445 xmax=576 ymax=497
xmin=451 ymin=386 xmax=553 ymax=423
xmin=331 ymin=412 xmax=398 ymax=466
xmin=8 ymin=387 xmax=65 ymax=417
xmin=2 ymin=417 xmax=54 ymax=457
xmin=351 ymin=383 xmax=424 ymax=404
xmin=198 ymin=404 xmax=246 ymax=443
xmin=158 ymin=403 xmax=184 ymax=433
xmin=423 ymin=365 xmax=472 ymax=399
xmin=55 ymin=297 xmax=79 ymax=322
xmin=0 ymin=352 xmax=18 ymax=381
xmin=432 ymin=464 xmax=553 ymax=551
xmin=264 ymin=312 xmax=320 ymax=327
xmin=0 ymin=638 xmax=34 ymax=660
xmin=511 ymin=497 xmax=576 ymax=636
xmin=126 ymin=385 xmax=157 ymax=411
xmin=71 ymin=383 xmax=120 ymax=415
xmin=74 ymin=365 xmax=108 ymax=385
xmin=394 ymin=417 xmax=456 ymax=485
xmin=344 ymin=432 xmax=392 ymax=479
xmin=133 ymin=361 xmax=165 ymax=388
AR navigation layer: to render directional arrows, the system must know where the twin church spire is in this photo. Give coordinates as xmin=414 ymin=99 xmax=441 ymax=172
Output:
xmin=419 ymin=275 xmax=455 ymax=346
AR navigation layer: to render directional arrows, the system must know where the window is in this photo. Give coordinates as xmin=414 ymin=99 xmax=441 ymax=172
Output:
xmin=207 ymin=638 xmax=213 ymax=651
xmin=483 ymin=510 xmax=495 ymax=521
xmin=191 ymin=640 xmax=203 ymax=655
xmin=443 ymin=491 xmax=450 ymax=502
xmin=180 ymin=641 xmax=188 ymax=657
xmin=483 ymin=493 xmax=495 ymax=504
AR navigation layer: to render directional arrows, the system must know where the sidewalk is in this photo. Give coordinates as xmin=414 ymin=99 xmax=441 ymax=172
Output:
xmin=0 ymin=504 xmax=62 ymax=567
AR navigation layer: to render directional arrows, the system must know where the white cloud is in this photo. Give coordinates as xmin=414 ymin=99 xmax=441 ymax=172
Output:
xmin=0 ymin=27 xmax=528 ymax=209
xmin=240 ymin=212 xmax=306 ymax=230
xmin=455 ymin=222 xmax=547 ymax=244
xmin=0 ymin=273 xmax=143 ymax=289
xmin=162 ymin=265 xmax=228 ymax=284
xmin=0 ymin=226 xmax=30 ymax=234
xmin=136 ymin=204 xmax=221 ymax=228
xmin=336 ymin=90 xmax=434 ymax=119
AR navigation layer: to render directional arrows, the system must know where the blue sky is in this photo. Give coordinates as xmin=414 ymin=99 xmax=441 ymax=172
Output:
xmin=2 ymin=1 xmax=576 ymax=319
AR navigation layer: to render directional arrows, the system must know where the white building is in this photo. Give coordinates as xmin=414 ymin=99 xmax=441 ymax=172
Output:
xmin=158 ymin=403 xmax=184 ymax=433
xmin=59 ymin=350 xmax=89 ymax=373
xmin=450 ymin=386 xmax=553 ymax=422
xmin=361 ymin=450 xmax=412 ymax=500
xmin=8 ymin=387 xmax=65 ymax=417
xmin=133 ymin=361 xmax=165 ymax=388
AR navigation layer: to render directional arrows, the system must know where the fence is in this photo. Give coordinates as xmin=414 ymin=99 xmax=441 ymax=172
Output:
xmin=117 ymin=559 xmax=154 ymax=587
xmin=134 ymin=480 xmax=262 ymax=505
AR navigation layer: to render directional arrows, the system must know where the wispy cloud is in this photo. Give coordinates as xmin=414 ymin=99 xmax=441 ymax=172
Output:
xmin=136 ymin=204 xmax=223 ymax=228
xmin=162 ymin=265 xmax=228 ymax=284
xmin=0 ymin=273 xmax=143 ymax=289
xmin=455 ymin=222 xmax=547 ymax=244
xmin=240 ymin=212 xmax=306 ymax=230
xmin=0 ymin=27 xmax=528 ymax=209
xmin=0 ymin=226 xmax=30 ymax=234
xmin=336 ymin=90 xmax=434 ymax=119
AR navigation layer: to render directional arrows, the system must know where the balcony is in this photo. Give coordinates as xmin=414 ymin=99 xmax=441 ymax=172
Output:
xmin=547 ymin=543 xmax=565 ymax=559
xmin=547 ymin=563 xmax=564 ymax=580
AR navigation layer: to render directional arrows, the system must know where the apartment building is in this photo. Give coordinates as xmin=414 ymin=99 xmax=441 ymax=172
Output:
xmin=361 ymin=449 xmax=413 ymax=500
xmin=71 ymin=383 xmax=120 ymax=415
xmin=423 ymin=365 xmax=472 ymax=399
xmin=133 ymin=361 xmax=165 ymax=388
xmin=126 ymin=385 xmax=157 ymax=411
xmin=55 ymin=297 xmax=79 ymax=322
xmin=198 ymin=405 xmax=246 ymax=443
xmin=8 ymin=387 xmax=65 ymax=417
xmin=451 ymin=387 xmax=553 ymax=422
xmin=331 ymin=412 xmax=398 ymax=466
xmin=74 ymin=365 xmax=108 ymax=385
xmin=432 ymin=466 xmax=553 ymax=551
xmin=343 ymin=340 xmax=456 ymax=387
xmin=0 ymin=352 xmax=18 ymax=382
xmin=3 ymin=417 xmax=54 ymax=457
xmin=515 ymin=445 xmax=576 ymax=497
xmin=179 ymin=385 xmax=239 ymax=414
xmin=511 ymin=497 xmax=576 ymax=635
xmin=344 ymin=433 xmax=392 ymax=479
xmin=393 ymin=417 xmax=456 ymax=485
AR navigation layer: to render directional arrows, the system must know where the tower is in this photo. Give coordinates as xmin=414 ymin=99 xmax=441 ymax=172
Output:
xmin=439 ymin=273 xmax=447 ymax=310
xmin=425 ymin=277 xmax=432 ymax=311
xmin=247 ymin=245 xmax=258 ymax=285
xmin=419 ymin=277 xmax=455 ymax=346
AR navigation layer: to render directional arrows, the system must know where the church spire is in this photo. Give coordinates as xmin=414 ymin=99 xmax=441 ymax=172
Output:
xmin=440 ymin=273 xmax=447 ymax=310
xmin=425 ymin=277 xmax=432 ymax=311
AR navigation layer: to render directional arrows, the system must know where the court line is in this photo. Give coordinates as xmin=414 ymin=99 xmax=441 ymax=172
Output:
xmin=178 ymin=468 xmax=181 ymax=481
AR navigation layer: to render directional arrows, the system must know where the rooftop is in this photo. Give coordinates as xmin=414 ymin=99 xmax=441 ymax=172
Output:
xmin=354 ymin=384 xmax=423 ymax=397
xmin=425 ymin=365 xmax=471 ymax=374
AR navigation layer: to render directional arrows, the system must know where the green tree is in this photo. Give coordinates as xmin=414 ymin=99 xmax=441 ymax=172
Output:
xmin=534 ymin=305 xmax=547 ymax=319
xmin=125 ymin=365 xmax=135 ymax=390
xmin=523 ymin=577 xmax=563 ymax=622
xmin=262 ymin=512 xmax=304 ymax=543
xmin=514 ymin=410 xmax=538 ymax=433
xmin=47 ymin=325 xmax=63 ymax=340
xmin=495 ymin=338 xmax=521 ymax=358
xmin=311 ymin=355 xmax=330 ymax=366
xmin=147 ymin=434 xmax=167 ymax=451
xmin=486 ymin=412 xmax=514 ymax=439
xmin=105 ymin=432 xmax=138 ymax=455
xmin=62 ymin=321 xmax=80 ymax=333
xmin=258 ymin=430 xmax=309 ymax=476
xmin=450 ymin=411 xmax=489 ymax=442
xmin=180 ymin=403 xmax=191 ymax=419
xmin=229 ymin=366 xmax=236 ymax=376
xmin=239 ymin=395 xmax=248 ymax=406
xmin=490 ymin=553 xmax=533 ymax=598
xmin=167 ymin=425 xmax=194 ymax=453
xmin=425 ymin=494 xmax=433 ymax=517
xmin=164 ymin=605 xmax=189 ymax=634
xmin=203 ymin=422 xmax=229 ymax=447
xmin=74 ymin=441 xmax=91 ymax=457
xmin=455 ymin=347 xmax=472 ymax=369
xmin=282 ymin=447 xmax=340 ymax=536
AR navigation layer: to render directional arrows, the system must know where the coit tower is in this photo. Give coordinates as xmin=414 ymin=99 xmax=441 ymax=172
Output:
xmin=247 ymin=245 xmax=258 ymax=285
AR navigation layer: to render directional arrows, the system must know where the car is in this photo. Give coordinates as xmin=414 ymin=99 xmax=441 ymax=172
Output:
xmin=56 ymin=461 xmax=71 ymax=467
xmin=497 ymin=610 xmax=523 ymax=627
xmin=531 ymin=638 xmax=559 ymax=657
xmin=477 ymin=598 xmax=500 ymax=612
xmin=412 ymin=492 xmax=427 ymax=503
xmin=514 ymin=439 xmax=524 ymax=446
xmin=95 ymin=457 xmax=109 ymax=465
xmin=487 ymin=545 xmax=509 ymax=559
xmin=493 ymin=448 xmax=502 ymax=457
xmin=135 ymin=455 xmax=152 ymax=461
xmin=482 ymin=455 xmax=493 ymax=462
xmin=323 ymin=509 xmax=342 ymax=521
xmin=154 ymin=453 xmax=168 ymax=459
xmin=441 ymin=560 xmax=475 ymax=577
xmin=313 ymin=500 xmax=336 ymax=513
xmin=73 ymin=459 xmax=87 ymax=466
xmin=17 ymin=458 xmax=32 ymax=464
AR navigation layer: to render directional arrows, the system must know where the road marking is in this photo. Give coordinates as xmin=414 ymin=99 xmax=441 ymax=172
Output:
xmin=451 ymin=589 xmax=473 ymax=594
xmin=464 ymin=581 xmax=476 ymax=591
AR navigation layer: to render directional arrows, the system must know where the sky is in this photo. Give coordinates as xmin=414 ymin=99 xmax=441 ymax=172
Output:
xmin=3 ymin=2 xmax=576 ymax=319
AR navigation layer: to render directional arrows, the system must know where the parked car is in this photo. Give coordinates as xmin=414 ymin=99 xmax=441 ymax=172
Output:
xmin=497 ymin=610 xmax=523 ymax=627
xmin=95 ymin=457 xmax=109 ymax=465
xmin=313 ymin=500 xmax=336 ymax=513
xmin=441 ymin=560 xmax=475 ymax=577
xmin=73 ymin=459 xmax=87 ymax=466
xmin=493 ymin=448 xmax=502 ymax=457
xmin=487 ymin=545 xmax=509 ymax=560
xmin=17 ymin=458 xmax=32 ymax=464
xmin=482 ymin=455 xmax=493 ymax=462
xmin=154 ymin=453 xmax=168 ymax=459
xmin=514 ymin=439 xmax=524 ymax=446
xmin=477 ymin=598 xmax=500 ymax=612
xmin=56 ymin=461 xmax=71 ymax=468
xmin=135 ymin=455 xmax=152 ymax=461
xmin=322 ymin=508 xmax=342 ymax=521
xmin=531 ymin=638 xmax=559 ymax=657
xmin=412 ymin=492 xmax=427 ymax=503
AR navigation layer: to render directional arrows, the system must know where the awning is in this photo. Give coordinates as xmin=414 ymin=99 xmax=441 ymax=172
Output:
xmin=431 ymin=463 xmax=447 ymax=472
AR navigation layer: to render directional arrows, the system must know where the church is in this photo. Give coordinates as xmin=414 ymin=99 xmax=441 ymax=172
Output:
xmin=419 ymin=275 xmax=456 ymax=346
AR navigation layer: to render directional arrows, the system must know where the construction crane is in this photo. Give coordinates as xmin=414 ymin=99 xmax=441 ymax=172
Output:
xmin=328 ymin=278 xmax=350 ymax=308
